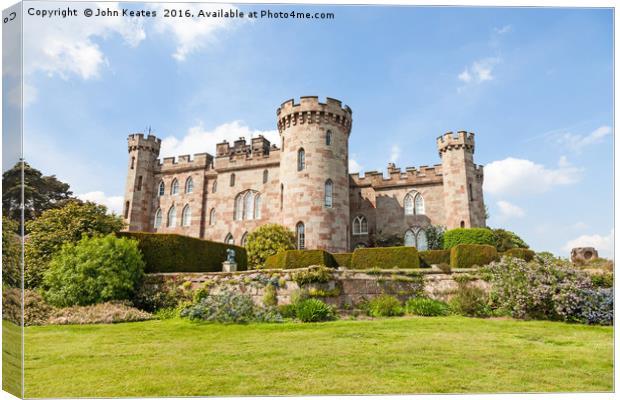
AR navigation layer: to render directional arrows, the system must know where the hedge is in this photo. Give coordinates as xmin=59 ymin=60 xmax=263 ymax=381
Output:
xmin=116 ymin=232 xmax=247 ymax=273
xmin=263 ymin=250 xmax=337 ymax=270
xmin=332 ymin=253 xmax=353 ymax=268
xmin=418 ymin=249 xmax=451 ymax=268
xmin=450 ymin=244 xmax=498 ymax=269
xmin=503 ymin=248 xmax=536 ymax=262
xmin=351 ymin=246 xmax=420 ymax=269
xmin=443 ymin=228 xmax=496 ymax=249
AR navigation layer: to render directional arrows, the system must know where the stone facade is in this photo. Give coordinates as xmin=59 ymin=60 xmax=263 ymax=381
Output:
xmin=123 ymin=96 xmax=486 ymax=251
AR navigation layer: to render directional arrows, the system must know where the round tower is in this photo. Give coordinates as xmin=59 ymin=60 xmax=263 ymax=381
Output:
xmin=123 ymin=133 xmax=161 ymax=231
xmin=277 ymin=96 xmax=353 ymax=253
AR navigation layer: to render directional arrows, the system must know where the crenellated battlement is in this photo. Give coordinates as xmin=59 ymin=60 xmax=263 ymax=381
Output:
xmin=350 ymin=163 xmax=444 ymax=188
xmin=157 ymin=152 xmax=213 ymax=172
xmin=215 ymin=135 xmax=278 ymax=160
xmin=277 ymin=96 xmax=353 ymax=135
xmin=436 ymin=131 xmax=475 ymax=155
xmin=127 ymin=133 xmax=161 ymax=155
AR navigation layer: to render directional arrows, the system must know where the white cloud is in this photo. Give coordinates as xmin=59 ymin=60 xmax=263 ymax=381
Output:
xmin=484 ymin=157 xmax=583 ymax=196
xmin=458 ymin=57 xmax=501 ymax=86
xmin=496 ymin=200 xmax=525 ymax=219
xmin=562 ymin=229 xmax=614 ymax=258
xmin=77 ymin=191 xmax=124 ymax=215
xmin=160 ymin=121 xmax=279 ymax=159
xmin=494 ymin=25 xmax=512 ymax=35
xmin=349 ymin=158 xmax=363 ymax=174
xmin=151 ymin=3 xmax=243 ymax=61
xmin=553 ymin=125 xmax=612 ymax=153
xmin=458 ymin=70 xmax=472 ymax=83
xmin=389 ymin=145 xmax=401 ymax=163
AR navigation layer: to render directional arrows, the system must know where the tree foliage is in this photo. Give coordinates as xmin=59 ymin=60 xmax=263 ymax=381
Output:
xmin=43 ymin=235 xmax=145 ymax=307
xmin=25 ymin=200 xmax=124 ymax=288
xmin=2 ymin=217 xmax=21 ymax=287
xmin=245 ymin=224 xmax=295 ymax=269
xmin=424 ymin=225 xmax=445 ymax=250
xmin=491 ymin=228 xmax=529 ymax=252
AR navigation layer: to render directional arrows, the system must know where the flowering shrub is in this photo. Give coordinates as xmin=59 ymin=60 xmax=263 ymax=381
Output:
xmin=180 ymin=289 xmax=281 ymax=323
xmin=448 ymin=284 xmax=491 ymax=318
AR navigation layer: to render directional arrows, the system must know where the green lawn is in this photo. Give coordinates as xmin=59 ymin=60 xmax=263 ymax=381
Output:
xmin=24 ymin=316 xmax=613 ymax=397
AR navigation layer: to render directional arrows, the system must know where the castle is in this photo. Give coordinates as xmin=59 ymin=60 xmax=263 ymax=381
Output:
xmin=123 ymin=96 xmax=486 ymax=253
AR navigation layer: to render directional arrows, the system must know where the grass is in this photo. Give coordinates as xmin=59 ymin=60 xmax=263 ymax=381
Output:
xmin=2 ymin=321 xmax=22 ymax=397
xmin=23 ymin=316 xmax=612 ymax=397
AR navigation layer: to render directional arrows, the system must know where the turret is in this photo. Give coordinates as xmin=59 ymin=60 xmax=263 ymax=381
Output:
xmin=277 ymin=96 xmax=353 ymax=252
xmin=123 ymin=133 xmax=161 ymax=231
xmin=437 ymin=131 xmax=485 ymax=229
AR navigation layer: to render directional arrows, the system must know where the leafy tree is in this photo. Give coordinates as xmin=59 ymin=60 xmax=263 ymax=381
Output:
xmin=491 ymin=228 xmax=529 ymax=252
xmin=2 ymin=161 xmax=73 ymax=223
xmin=25 ymin=200 xmax=124 ymax=288
xmin=425 ymin=225 xmax=445 ymax=250
xmin=43 ymin=235 xmax=144 ymax=307
xmin=2 ymin=217 xmax=21 ymax=287
xmin=245 ymin=224 xmax=295 ymax=269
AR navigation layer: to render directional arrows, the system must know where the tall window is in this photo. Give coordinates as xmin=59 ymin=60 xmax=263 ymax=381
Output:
xmin=167 ymin=205 xmax=176 ymax=227
xmin=404 ymin=228 xmax=428 ymax=250
xmin=130 ymin=157 xmax=135 ymax=169
xmin=244 ymin=191 xmax=254 ymax=220
xmin=352 ymin=215 xmax=368 ymax=235
xmin=124 ymin=201 xmax=130 ymax=219
xmin=137 ymin=176 xmax=143 ymax=191
xmin=230 ymin=173 xmax=236 ymax=187
xmin=404 ymin=191 xmax=425 ymax=215
xmin=254 ymin=194 xmax=261 ymax=219
xmin=171 ymin=179 xmax=179 ymax=195
xmin=234 ymin=194 xmax=244 ymax=221
xmin=324 ymin=179 xmax=333 ymax=208
xmin=297 ymin=148 xmax=305 ymax=171
xmin=240 ymin=232 xmax=248 ymax=247
xmin=185 ymin=177 xmax=194 ymax=194
xmin=469 ymin=183 xmax=474 ymax=201
xmin=263 ymin=169 xmax=269 ymax=184
xmin=404 ymin=229 xmax=415 ymax=246
xmin=212 ymin=180 xmax=217 ymax=193
xmin=234 ymin=190 xmax=261 ymax=220
xmin=181 ymin=205 xmax=191 ymax=227
xmin=209 ymin=208 xmax=216 ymax=225
xmin=158 ymin=181 xmax=165 ymax=196
xmin=296 ymin=222 xmax=305 ymax=250
xmin=154 ymin=208 xmax=162 ymax=228
xmin=414 ymin=193 xmax=425 ymax=215
xmin=326 ymin=130 xmax=332 ymax=145
xmin=225 ymin=233 xmax=234 ymax=245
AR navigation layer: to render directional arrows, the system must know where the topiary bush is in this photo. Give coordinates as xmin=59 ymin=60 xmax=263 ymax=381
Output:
xmin=405 ymin=297 xmax=451 ymax=316
xmin=450 ymin=244 xmax=498 ymax=269
xmin=43 ymin=234 xmax=145 ymax=307
xmin=366 ymin=294 xmax=405 ymax=317
xmin=418 ymin=250 xmax=451 ymax=268
xmin=295 ymin=298 xmax=335 ymax=322
xmin=443 ymin=228 xmax=496 ymax=250
xmin=351 ymin=246 xmax=420 ymax=270
xmin=117 ymin=231 xmax=247 ymax=272
xmin=503 ymin=248 xmax=536 ymax=262
xmin=245 ymin=224 xmax=296 ymax=269
xmin=264 ymin=250 xmax=337 ymax=270
xmin=333 ymin=253 xmax=353 ymax=268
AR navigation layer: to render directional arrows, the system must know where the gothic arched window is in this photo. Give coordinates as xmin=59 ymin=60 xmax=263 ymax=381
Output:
xmin=404 ymin=229 xmax=415 ymax=246
xmin=263 ymin=169 xmax=269 ymax=184
xmin=209 ymin=208 xmax=216 ymax=226
xmin=244 ymin=191 xmax=255 ymax=220
xmin=234 ymin=194 xmax=243 ymax=221
xmin=158 ymin=181 xmax=165 ymax=196
xmin=297 ymin=148 xmax=305 ymax=171
xmin=324 ymin=179 xmax=333 ymax=208
xmin=154 ymin=208 xmax=162 ymax=228
xmin=212 ymin=180 xmax=217 ymax=193
xmin=171 ymin=179 xmax=179 ymax=195
xmin=167 ymin=205 xmax=177 ymax=227
xmin=181 ymin=205 xmax=191 ymax=227
xmin=352 ymin=215 xmax=368 ymax=235
xmin=240 ymin=232 xmax=248 ymax=247
xmin=185 ymin=177 xmax=194 ymax=194
xmin=326 ymin=130 xmax=332 ymax=145
xmin=254 ymin=194 xmax=262 ymax=219
xmin=414 ymin=193 xmax=425 ymax=215
xmin=416 ymin=229 xmax=428 ymax=251
xmin=296 ymin=222 xmax=305 ymax=250
xmin=225 ymin=233 xmax=234 ymax=245
xmin=404 ymin=193 xmax=414 ymax=215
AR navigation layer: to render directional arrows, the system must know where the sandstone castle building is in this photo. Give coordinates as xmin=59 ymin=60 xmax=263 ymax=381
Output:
xmin=123 ymin=96 xmax=486 ymax=253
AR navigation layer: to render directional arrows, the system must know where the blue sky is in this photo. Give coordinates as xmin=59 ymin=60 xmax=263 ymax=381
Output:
xmin=9 ymin=2 xmax=613 ymax=257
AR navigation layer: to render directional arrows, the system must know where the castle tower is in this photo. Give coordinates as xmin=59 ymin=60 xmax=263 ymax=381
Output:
xmin=277 ymin=96 xmax=353 ymax=252
xmin=123 ymin=133 xmax=161 ymax=231
xmin=437 ymin=131 xmax=485 ymax=229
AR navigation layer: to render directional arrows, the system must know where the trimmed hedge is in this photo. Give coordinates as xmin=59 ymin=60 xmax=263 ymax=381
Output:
xmin=263 ymin=250 xmax=337 ymax=270
xmin=351 ymin=246 xmax=420 ymax=270
xmin=116 ymin=232 xmax=247 ymax=273
xmin=443 ymin=228 xmax=496 ymax=249
xmin=450 ymin=244 xmax=497 ymax=269
xmin=418 ymin=250 xmax=451 ymax=268
xmin=503 ymin=248 xmax=536 ymax=262
xmin=333 ymin=253 xmax=353 ymax=268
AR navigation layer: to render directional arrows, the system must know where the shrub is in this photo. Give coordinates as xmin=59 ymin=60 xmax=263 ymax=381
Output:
xmin=24 ymin=290 xmax=54 ymax=326
xmin=418 ymin=250 xmax=450 ymax=268
xmin=295 ymin=298 xmax=335 ymax=322
xmin=491 ymin=228 xmax=529 ymax=252
xmin=117 ymin=232 xmax=247 ymax=272
xmin=504 ymin=248 xmax=535 ymax=262
xmin=443 ymin=228 xmax=496 ymax=250
xmin=244 ymin=224 xmax=296 ymax=269
xmin=405 ymin=297 xmax=451 ymax=316
xmin=48 ymin=302 xmax=153 ymax=325
xmin=132 ymin=279 xmax=190 ymax=312
xmin=351 ymin=246 xmax=420 ymax=270
xmin=180 ymin=289 xmax=281 ymax=323
xmin=2 ymin=217 xmax=21 ymax=288
xmin=425 ymin=225 xmax=446 ymax=250
xmin=450 ymin=244 xmax=497 ymax=269
xmin=333 ymin=253 xmax=353 ymax=268
xmin=277 ymin=303 xmax=298 ymax=319
xmin=1 ymin=287 xmax=21 ymax=324
xmin=449 ymin=284 xmax=491 ymax=318
xmin=366 ymin=295 xmax=405 ymax=317
xmin=590 ymin=272 xmax=613 ymax=288
xmin=264 ymin=252 xmax=285 ymax=269
xmin=43 ymin=235 xmax=145 ymax=307
xmin=266 ymin=250 xmax=337 ymax=270
xmin=262 ymin=284 xmax=278 ymax=307
xmin=25 ymin=200 xmax=124 ymax=288
xmin=291 ymin=265 xmax=333 ymax=286
xmin=580 ymin=288 xmax=613 ymax=325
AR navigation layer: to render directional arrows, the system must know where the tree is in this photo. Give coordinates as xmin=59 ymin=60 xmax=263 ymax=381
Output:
xmin=2 ymin=161 xmax=73 ymax=223
xmin=491 ymin=228 xmax=529 ymax=252
xmin=25 ymin=200 xmax=125 ymax=288
xmin=425 ymin=225 xmax=445 ymax=250
xmin=2 ymin=217 xmax=21 ymax=287
xmin=43 ymin=234 xmax=145 ymax=307
xmin=245 ymin=224 xmax=295 ymax=269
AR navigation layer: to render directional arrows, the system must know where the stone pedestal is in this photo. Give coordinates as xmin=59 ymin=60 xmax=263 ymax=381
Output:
xmin=222 ymin=261 xmax=237 ymax=272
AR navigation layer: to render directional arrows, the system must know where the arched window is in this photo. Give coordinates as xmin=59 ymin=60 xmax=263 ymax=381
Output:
xmin=171 ymin=179 xmax=179 ymax=195
xmin=212 ymin=180 xmax=217 ymax=193
xmin=404 ymin=193 xmax=414 ymax=215
xmin=296 ymin=222 xmax=305 ymax=250
xmin=124 ymin=201 xmax=130 ymax=219
xmin=181 ymin=205 xmax=191 ymax=227
xmin=234 ymin=194 xmax=243 ymax=221
xmin=244 ymin=191 xmax=255 ymax=220
xmin=326 ymin=130 xmax=332 ymax=145
xmin=263 ymin=169 xmax=269 ymax=184
xmin=185 ymin=177 xmax=194 ymax=194
xmin=154 ymin=208 xmax=162 ymax=228
xmin=297 ymin=148 xmax=305 ymax=171
xmin=414 ymin=193 xmax=425 ymax=215
xmin=230 ymin=173 xmax=235 ymax=187
xmin=225 ymin=233 xmax=234 ymax=245
xmin=240 ymin=232 xmax=248 ymax=247
xmin=209 ymin=208 xmax=216 ymax=225
xmin=404 ymin=230 xmax=415 ymax=246
xmin=324 ymin=179 xmax=333 ymax=208
xmin=254 ymin=194 xmax=262 ymax=219
xmin=416 ymin=229 xmax=428 ymax=251
xmin=460 ymin=220 xmax=465 ymax=228
xmin=158 ymin=181 xmax=165 ymax=196
xmin=167 ymin=205 xmax=176 ymax=227
xmin=352 ymin=215 xmax=368 ymax=235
